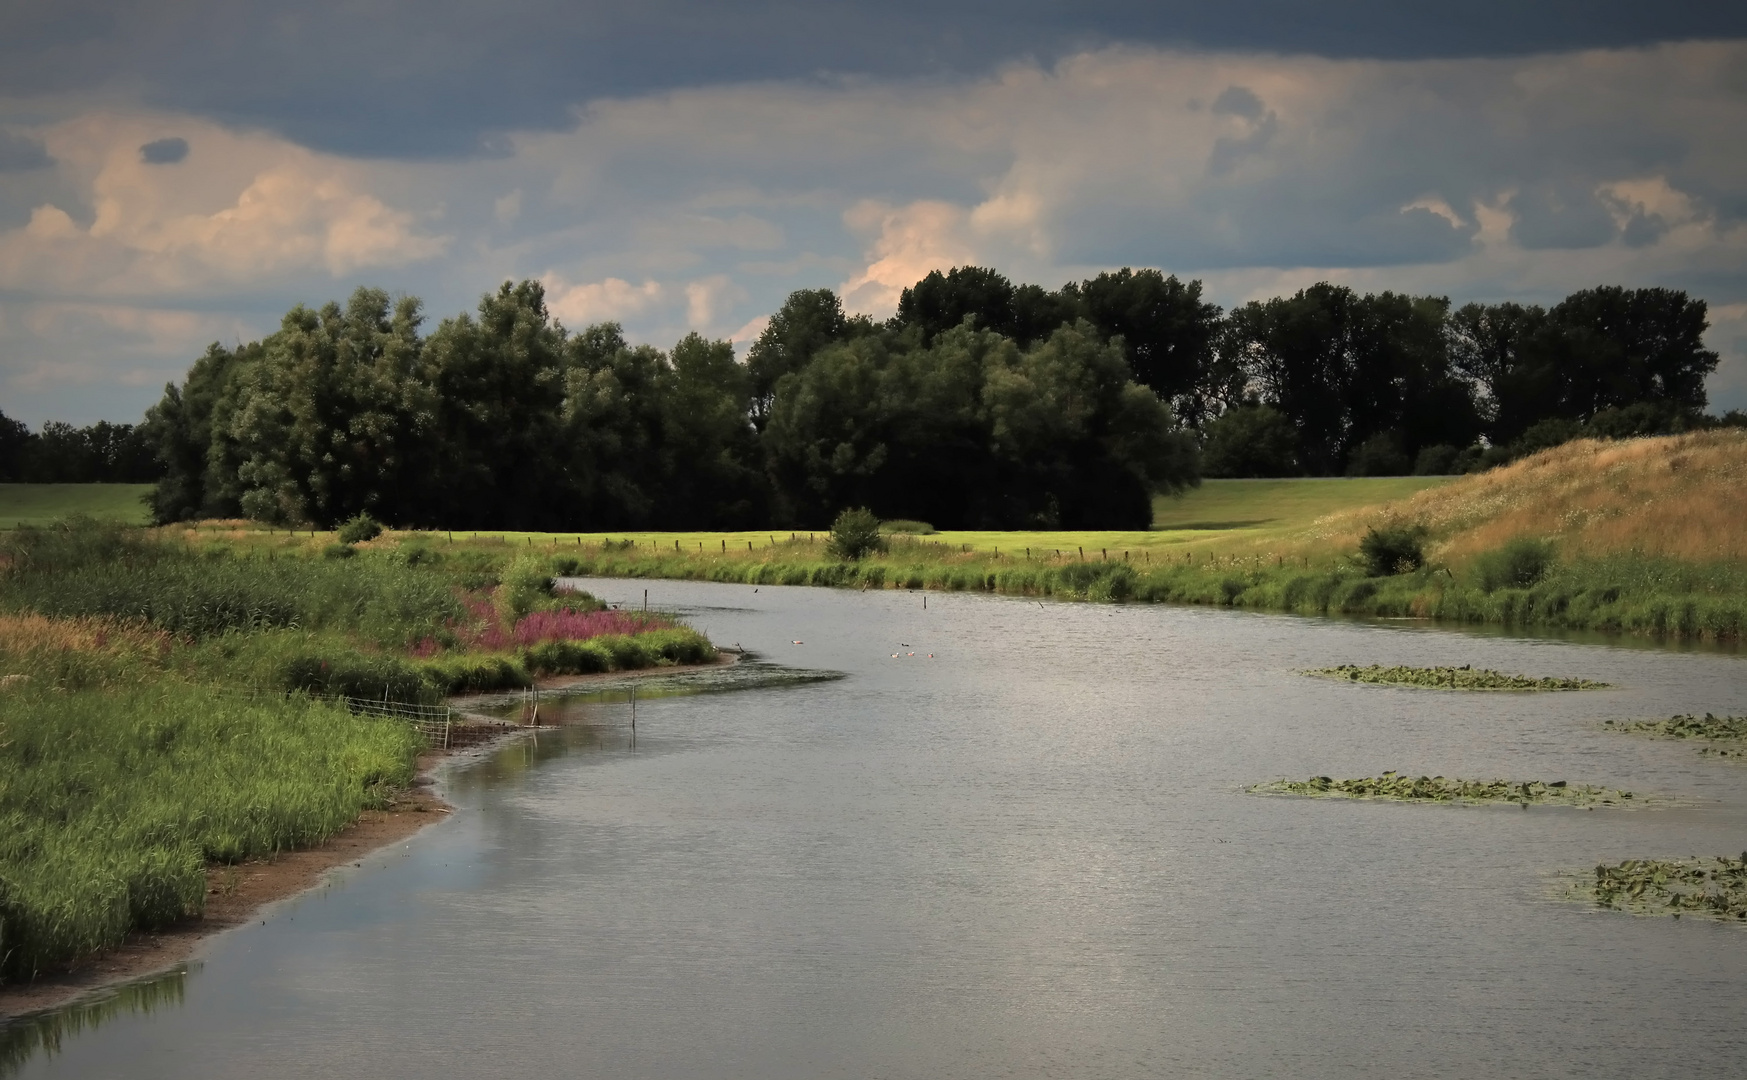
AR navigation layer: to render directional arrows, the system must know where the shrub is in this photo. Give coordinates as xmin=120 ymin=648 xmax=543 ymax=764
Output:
xmin=1475 ymin=537 xmax=1556 ymax=592
xmin=880 ymin=519 xmax=936 ymax=535
xmin=1358 ymin=523 xmax=1427 ymax=576
xmin=322 ymin=542 xmax=356 ymax=559
xmin=337 ymin=512 xmax=384 ymax=544
xmin=827 ymin=507 xmax=886 ymax=560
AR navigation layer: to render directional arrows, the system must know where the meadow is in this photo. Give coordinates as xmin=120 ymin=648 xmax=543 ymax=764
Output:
xmin=0 ymin=484 xmax=153 ymax=528
xmin=0 ymin=521 xmax=716 ymax=985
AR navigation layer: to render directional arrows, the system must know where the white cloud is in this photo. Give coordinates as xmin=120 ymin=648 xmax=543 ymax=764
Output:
xmin=541 ymin=273 xmax=664 ymax=326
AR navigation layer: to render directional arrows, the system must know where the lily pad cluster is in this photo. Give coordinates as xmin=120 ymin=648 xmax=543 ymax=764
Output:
xmin=1252 ymin=772 xmax=1638 ymax=807
xmin=1304 ymin=664 xmax=1609 ymax=691
xmin=1604 ymin=713 xmax=1747 ymax=740
xmin=1582 ymin=855 xmax=1747 ymax=922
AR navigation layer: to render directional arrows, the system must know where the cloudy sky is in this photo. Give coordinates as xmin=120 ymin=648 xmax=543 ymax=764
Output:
xmin=3 ymin=0 xmax=1746 ymax=425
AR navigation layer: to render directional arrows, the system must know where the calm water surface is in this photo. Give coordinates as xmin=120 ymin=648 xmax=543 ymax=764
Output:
xmin=9 ymin=581 xmax=1747 ymax=1078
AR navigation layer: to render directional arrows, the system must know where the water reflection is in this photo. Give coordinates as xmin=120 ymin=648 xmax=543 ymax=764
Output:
xmin=0 ymin=967 xmax=191 ymax=1077
xmin=7 ymin=581 xmax=1746 ymax=1079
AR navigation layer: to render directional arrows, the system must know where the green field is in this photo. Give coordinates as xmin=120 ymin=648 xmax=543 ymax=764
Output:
xmin=1149 ymin=477 xmax=1452 ymax=533
xmin=0 ymin=484 xmax=154 ymax=527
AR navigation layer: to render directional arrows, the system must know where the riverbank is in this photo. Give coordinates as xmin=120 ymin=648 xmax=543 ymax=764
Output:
xmin=0 ymin=754 xmax=452 ymax=1020
xmin=0 ymin=652 xmax=742 ymax=1021
xmin=465 ymin=433 xmax=1747 ymax=642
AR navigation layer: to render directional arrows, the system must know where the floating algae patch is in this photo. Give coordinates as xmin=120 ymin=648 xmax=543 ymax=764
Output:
xmin=1566 ymin=855 xmax=1747 ymax=924
xmin=1250 ymin=772 xmax=1646 ymax=807
xmin=1604 ymin=713 xmax=1747 ymax=760
xmin=1303 ymin=664 xmax=1610 ymax=691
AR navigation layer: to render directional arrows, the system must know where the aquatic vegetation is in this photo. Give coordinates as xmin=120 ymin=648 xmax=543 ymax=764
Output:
xmin=1604 ymin=713 xmax=1747 ymax=740
xmin=1251 ymin=773 xmax=1641 ymax=807
xmin=1576 ymin=855 xmax=1747 ymax=923
xmin=1303 ymin=664 xmax=1609 ymax=690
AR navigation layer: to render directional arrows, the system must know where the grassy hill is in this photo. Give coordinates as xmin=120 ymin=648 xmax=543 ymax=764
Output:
xmin=0 ymin=484 xmax=153 ymax=528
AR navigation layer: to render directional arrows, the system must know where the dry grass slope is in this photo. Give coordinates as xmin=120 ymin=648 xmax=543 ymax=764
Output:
xmin=1308 ymin=431 xmax=1747 ymax=565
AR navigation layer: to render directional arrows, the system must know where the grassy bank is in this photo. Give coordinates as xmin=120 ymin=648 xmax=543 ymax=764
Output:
xmin=0 ymin=521 xmax=715 ymax=984
xmin=388 ymin=432 xmax=1740 ymax=642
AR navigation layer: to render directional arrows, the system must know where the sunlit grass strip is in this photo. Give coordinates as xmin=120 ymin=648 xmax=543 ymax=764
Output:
xmin=1575 ymin=855 xmax=1747 ymax=923
xmin=1302 ymin=664 xmax=1610 ymax=690
xmin=0 ymin=682 xmax=419 ymax=984
xmin=1250 ymin=773 xmax=1642 ymax=806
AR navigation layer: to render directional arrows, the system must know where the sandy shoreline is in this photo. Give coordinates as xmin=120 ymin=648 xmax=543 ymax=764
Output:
xmin=0 ymin=652 xmax=739 ymax=1022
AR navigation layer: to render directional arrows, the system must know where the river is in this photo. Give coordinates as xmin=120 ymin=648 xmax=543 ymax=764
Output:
xmin=7 ymin=580 xmax=1746 ymax=1078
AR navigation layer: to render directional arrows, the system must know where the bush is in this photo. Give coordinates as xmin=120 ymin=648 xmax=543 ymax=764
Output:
xmin=880 ymin=519 xmax=936 ymax=535
xmin=337 ymin=512 xmax=384 ymax=544
xmin=827 ymin=507 xmax=886 ymax=560
xmin=1358 ymin=523 xmax=1427 ymax=576
xmin=1475 ymin=537 xmax=1557 ymax=592
xmin=322 ymin=542 xmax=356 ymax=559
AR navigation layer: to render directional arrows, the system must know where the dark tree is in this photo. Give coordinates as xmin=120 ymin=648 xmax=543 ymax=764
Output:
xmin=0 ymin=410 xmax=29 ymax=482
xmin=1063 ymin=268 xmax=1223 ymax=422
xmin=892 ymin=266 xmax=1019 ymax=344
xmin=746 ymin=289 xmax=870 ymax=428
xmin=1200 ymin=404 xmax=1298 ymax=477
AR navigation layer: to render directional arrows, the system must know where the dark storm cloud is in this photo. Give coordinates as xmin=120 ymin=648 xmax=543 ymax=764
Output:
xmin=2 ymin=0 xmax=1743 ymax=158
xmin=138 ymin=136 xmax=188 ymax=164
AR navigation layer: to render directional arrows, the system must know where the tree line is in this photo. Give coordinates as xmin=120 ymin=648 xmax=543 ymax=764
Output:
xmin=0 ymin=415 xmax=158 ymax=484
xmin=38 ymin=265 xmax=1735 ymax=529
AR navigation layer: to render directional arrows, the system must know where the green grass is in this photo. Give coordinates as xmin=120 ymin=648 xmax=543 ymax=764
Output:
xmin=1251 ymin=774 xmax=1643 ymax=807
xmin=0 ymin=682 xmax=419 ymax=983
xmin=0 ymin=484 xmax=153 ymax=528
xmin=1149 ymin=476 xmax=1451 ymax=534
xmin=1303 ymin=664 xmax=1610 ymax=691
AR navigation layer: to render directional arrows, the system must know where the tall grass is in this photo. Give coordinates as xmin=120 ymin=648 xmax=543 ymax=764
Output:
xmin=0 ymin=682 xmax=418 ymax=983
xmin=2 ymin=542 xmax=463 ymax=648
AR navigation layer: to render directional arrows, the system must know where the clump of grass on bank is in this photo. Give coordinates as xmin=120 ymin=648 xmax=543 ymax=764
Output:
xmin=1251 ymin=773 xmax=1641 ymax=807
xmin=1576 ymin=855 xmax=1747 ymax=923
xmin=1303 ymin=664 xmax=1610 ymax=691
xmin=0 ymin=682 xmax=418 ymax=983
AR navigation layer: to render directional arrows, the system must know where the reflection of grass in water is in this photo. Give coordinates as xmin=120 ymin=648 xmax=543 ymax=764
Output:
xmin=1567 ymin=855 xmax=1747 ymax=924
xmin=471 ymin=659 xmax=845 ymax=717
xmin=1303 ymin=664 xmax=1609 ymax=690
xmin=0 ymin=966 xmax=189 ymax=1075
xmin=1251 ymin=772 xmax=1644 ymax=807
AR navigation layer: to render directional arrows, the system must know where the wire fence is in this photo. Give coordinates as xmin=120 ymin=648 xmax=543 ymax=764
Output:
xmin=340 ymin=696 xmax=458 ymax=748
xmin=212 ymin=685 xmax=521 ymax=749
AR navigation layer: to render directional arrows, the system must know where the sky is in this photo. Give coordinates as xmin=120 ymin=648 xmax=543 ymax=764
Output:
xmin=3 ymin=0 xmax=1746 ymax=426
